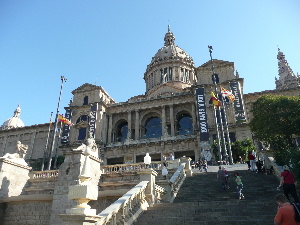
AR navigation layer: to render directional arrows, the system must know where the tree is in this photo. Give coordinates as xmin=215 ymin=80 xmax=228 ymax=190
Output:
xmin=231 ymin=138 xmax=256 ymax=162
xmin=250 ymin=95 xmax=300 ymax=187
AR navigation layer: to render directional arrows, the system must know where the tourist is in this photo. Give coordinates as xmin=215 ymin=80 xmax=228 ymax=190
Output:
xmin=248 ymin=152 xmax=256 ymax=172
xmin=234 ymin=172 xmax=245 ymax=200
xmin=274 ymin=193 xmax=299 ymax=225
xmin=245 ymin=153 xmax=251 ymax=170
xmin=217 ymin=166 xmax=227 ymax=191
xmin=277 ymin=165 xmax=300 ymax=203
xmin=223 ymin=166 xmax=230 ymax=189
xmin=202 ymin=159 xmax=208 ymax=172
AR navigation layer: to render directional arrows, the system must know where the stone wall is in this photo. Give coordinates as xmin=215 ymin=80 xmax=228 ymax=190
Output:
xmin=0 ymin=199 xmax=52 ymax=225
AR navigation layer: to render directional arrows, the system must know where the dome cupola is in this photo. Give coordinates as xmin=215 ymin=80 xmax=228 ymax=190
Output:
xmin=1 ymin=105 xmax=25 ymax=130
xmin=144 ymin=26 xmax=197 ymax=97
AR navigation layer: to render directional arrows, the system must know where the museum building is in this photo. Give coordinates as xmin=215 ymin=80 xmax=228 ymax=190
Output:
xmin=1 ymin=27 xmax=299 ymax=167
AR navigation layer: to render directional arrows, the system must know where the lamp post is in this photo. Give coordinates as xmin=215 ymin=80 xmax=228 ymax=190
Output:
xmin=144 ymin=153 xmax=151 ymax=169
xmin=162 ymin=166 xmax=168 ymax=180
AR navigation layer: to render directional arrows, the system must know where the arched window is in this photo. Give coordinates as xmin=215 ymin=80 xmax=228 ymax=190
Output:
xmin=177 ymin=113 xmax=193 ymax=135
xmin=76 ymin=115 xmax=89 ymax=124
xmin=116 ymin=122 xmax=128 ymax=142
xmin=145 ymin=117 xmax=162 ymax=139
xmin=76 ymin=115 xmax=89 ymax=141
xmin=83 ymin=96 xmax=89 ymax=105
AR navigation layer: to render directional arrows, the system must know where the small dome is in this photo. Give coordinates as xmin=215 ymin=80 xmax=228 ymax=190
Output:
xmin=2 ymin=105 xmax=25 ymax=130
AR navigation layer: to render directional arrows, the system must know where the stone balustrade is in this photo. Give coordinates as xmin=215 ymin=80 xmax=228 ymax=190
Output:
xmin=96 ymin=181 xmax=149 ymax=225
xmin=29 ymin=170 xmax=59 ymax=179
xmin=102 ymin=161 xmax=165 ymax=174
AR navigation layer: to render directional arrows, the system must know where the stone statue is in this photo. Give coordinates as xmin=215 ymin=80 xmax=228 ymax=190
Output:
xmin=74 ymin=132 xmax=98 ymax=157
xmin=1 ymin=141 xmax=29 ymax=166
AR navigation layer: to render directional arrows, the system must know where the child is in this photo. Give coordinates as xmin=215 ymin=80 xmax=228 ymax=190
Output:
xmin=234 ymin=173 xmax=245 ymax=200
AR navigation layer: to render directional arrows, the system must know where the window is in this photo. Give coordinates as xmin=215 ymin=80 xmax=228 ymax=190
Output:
xmin=76 ymin=115 xmax=89 ymax=124
xmin=78 ymin=128 xmax=87 ymax=140
xmin=145 ymin=117 xmax=162 ymax=139
xmin=169 ymin=67 xmax=173 ymax=81
xmin=116 ymin=122 xmax=128 ymax=142
xmin=177 ymin=113 xmax=193 ymax=135
xmin=83 ymin=96 xmax=89 ymax=105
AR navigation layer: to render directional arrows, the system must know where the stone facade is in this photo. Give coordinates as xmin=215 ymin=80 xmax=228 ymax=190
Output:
xmin=0 ymin=28 xmax=299 ymax=167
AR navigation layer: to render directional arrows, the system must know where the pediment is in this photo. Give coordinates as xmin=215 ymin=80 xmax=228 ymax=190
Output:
xmin=72 ymin=83 xmax=102 ymax=94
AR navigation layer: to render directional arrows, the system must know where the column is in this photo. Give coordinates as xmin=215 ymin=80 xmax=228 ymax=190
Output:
xmin=127 ymin=111 xmax=132 ymax=139
xmin=170 ymin=105 xmax=175 ymax=136
xmin=107 ymin=114 xmax=112 ymax=143
xmin=135 ymin=110 xmax=139 ymax=140
xmin=162 ymin=106 xmax=167 ymax=136
xmin=191 ymin=102 xmax=197 ymax=131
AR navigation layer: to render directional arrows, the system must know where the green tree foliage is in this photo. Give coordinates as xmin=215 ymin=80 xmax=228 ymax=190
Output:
xmin=231 ymin=138 xmax=256 ymax=162
xmin=250 ymin=95 xmax=300 ymax=187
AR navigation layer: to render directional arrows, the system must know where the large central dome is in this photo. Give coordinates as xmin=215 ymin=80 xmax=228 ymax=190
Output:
xmin=150 ymin=26 xmax=194 ymax=64
xmin=144 ymin=26 xmax=197 ymax=97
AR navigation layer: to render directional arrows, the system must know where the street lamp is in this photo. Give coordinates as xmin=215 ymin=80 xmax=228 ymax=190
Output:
xmin=162 ymin=166 xmax=168 ymax=180
xmin=144 ymin=153 xmax=151 ymax=169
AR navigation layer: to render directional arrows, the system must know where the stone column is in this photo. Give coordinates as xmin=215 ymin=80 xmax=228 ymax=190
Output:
xmin=107 ymin=114 xmax=112 ymax=143
xmin=191 ymin=102 xmax=197 ymax=131
xmin=170 ymin=105 xmax=175 ymax=136
xmin=127 ymin=111 xmax=132 ymax=140
xmin=135 ymin=110 xmax=139 ymax=140
xmin=138 ymin=168 xmax=158 ymax=206
xmin=162 ymin=106 xmax=167 ymax=137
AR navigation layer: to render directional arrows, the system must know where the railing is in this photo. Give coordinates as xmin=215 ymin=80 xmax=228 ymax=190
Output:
xmin=169 ymin=163 xmax=186 ymax=202
xmin=97 ymin=181 xmax=149 ymax=225
xmin=102 ymin=161 xmax=165 ymax=174
xmin=29 ymin=170 xmax=59 ymax=179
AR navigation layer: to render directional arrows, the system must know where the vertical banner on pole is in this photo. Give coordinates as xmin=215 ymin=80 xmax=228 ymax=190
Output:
xmin=61 ymin=109 xmax=72 ymax=144
xmin=196 ymin=87 xmax=212 ymax=162
xmin=230 ymin=81 xmax=247 ymax=123
xmin=196 ymin=88 xmax=209 ymax=142
xmin=89 ymin=103 xmax=98 ymax=138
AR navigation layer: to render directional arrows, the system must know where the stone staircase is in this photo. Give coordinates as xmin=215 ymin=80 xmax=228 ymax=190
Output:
xmin=134 ymin=164 xmax=279 ymax=225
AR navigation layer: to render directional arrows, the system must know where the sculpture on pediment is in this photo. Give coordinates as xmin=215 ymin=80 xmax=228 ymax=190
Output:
xmin=74 ymin=132 xmax=98 ymax=157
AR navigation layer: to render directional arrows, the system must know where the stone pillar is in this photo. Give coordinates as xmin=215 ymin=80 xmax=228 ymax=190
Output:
xmin=180 ymin=156 xmax=193 ymax=177
xmin=138 ymin=168 xmax=157 ymax=206
xmin=127 ymin=111 xmax=132 ymax=140
xmin=135 ymin=110 xmax=139 ymax=140
xmin=162 ymin=106 xmax=167 ymax=137
xmin=191 ymin=102 xmax=197 ymax=131
xmin=0 ymin=157 xmax=31 ymax=198
xmin=170 ymin=105 xmax=175 ymax=136
xmin=50 ymin=141 xmax=102 ymax=225
xmin=107 ymin=114 xmax=112 ymax=143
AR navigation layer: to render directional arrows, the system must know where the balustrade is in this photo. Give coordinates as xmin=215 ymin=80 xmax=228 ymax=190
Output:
xmin=30 ymin=170 xmax=59 ymax=179
xmin=102 ymin=161 xmax=165 ymax=174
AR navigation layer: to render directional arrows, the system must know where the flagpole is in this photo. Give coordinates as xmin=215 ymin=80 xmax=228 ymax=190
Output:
xmin=208 ymin=46 xmax=228 ymax=164
xmin=47 ymin=76 xmax=67 ymax=170
xmin=53 ymin=121 xmax=63 ymax=169
xmin=41 ymin=112 xmax=53 ymax=171
xmin=221 ymin=96 xmax=233 ymax=164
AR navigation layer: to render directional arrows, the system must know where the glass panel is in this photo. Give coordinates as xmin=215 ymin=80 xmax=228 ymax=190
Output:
xmin=145 ymin=117 xmax=162 ymax=139
xmin=178 ymin=115 xmax=193 ymax=135
xmin=83 ymin=96 xmax=89 ymax=105
xmin=78 ymin=128 xmax=86 ymax=140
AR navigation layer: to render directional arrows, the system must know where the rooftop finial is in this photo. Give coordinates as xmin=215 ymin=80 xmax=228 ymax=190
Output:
xmin=168 ymin=24 xmax=170 ymax=32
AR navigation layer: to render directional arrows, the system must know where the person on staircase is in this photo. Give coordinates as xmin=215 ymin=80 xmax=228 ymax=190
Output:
xmin=217 ymin=166 xmax=227 ymax=191
xmin=234 ymin=172 xmax=245 ymax=200
xmin=248 ymin=152 xmax=256 ymax=172
xmin=277 ymin=165 xmax=300 ymax=203
xmin=274 ymin=193 xmax=300 ymax=225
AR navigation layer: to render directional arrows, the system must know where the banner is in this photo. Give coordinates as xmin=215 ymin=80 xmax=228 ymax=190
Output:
xmin=230 ymin=81 xmax=247 ymax=123
xmin=89 ymin=103 xmax=98 ymax=138
xmin=61 ymin=109 xmax=72 ymax=144
xmin=196 ymin=88 xmax=210 ymax=142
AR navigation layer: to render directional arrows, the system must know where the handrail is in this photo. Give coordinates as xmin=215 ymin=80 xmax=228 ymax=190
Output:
xmin=96 ymin=181 xmax=149 ymax=225
xmin=168 ymin=163 xmax=186 ymax=202
xmin=29 ymin=170 xmax=59 ymax=179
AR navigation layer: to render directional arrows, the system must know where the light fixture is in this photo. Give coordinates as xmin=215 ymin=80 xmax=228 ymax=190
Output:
xmin=144 ymin=153 xmax=151 ymax=168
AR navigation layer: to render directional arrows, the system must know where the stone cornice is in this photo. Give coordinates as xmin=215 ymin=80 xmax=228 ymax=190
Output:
xmin=244 ymin=86 xmax=300 ymax=97
xmin=0 ymin=194 xmax=53 ymax=203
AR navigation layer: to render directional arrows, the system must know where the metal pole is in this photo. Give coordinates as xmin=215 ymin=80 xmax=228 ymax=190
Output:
xmin=221 ymin=97 xmax=233 ymax=164
xmin=41 ymin=112 xmax=53 ymax=171
xmin=47 ymin=76 xmax=67 ymax=170
xmin=53 ymin=121 xmax=63 ymax=169
xmin=208 ymin=46 xmax=228 ymax=164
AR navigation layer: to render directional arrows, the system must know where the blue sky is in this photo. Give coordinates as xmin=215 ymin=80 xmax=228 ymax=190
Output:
xmin=0 ymin=0 xmax=299 ymax=126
